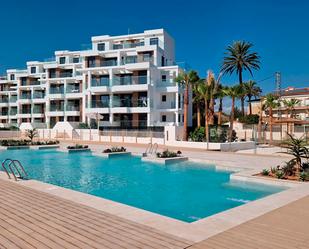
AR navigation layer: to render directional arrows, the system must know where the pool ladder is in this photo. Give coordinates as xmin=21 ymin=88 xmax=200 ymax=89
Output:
xmin=143 ymin=143 xmax=158 ymax=157
xmin=1 ymin=159 xmax=28 ymax=181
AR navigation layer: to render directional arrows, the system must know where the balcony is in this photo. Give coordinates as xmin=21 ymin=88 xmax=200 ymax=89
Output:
xmin=66 ymin=105 xmax=80 ymax=111
xmin=30 ymin=81 xmax=40 ymax=86
xmin=20 ymin=94 xmax=32 ymax=100
xmin=66 ymin=85 xmax=80 ymax=93
xmin=9 ymin=109 xmax=17 ymax=115
xmin=50 ymin=105 xmax=64 ymax=112
xmin=112 ymin=42 xmax=144 ymax=50
xmin=91 ymin=100 xmax=109 ymax=108
xmin=112 ymin=98 xmax=148 ymax=108
xmin=50 ymin=88 xmax=64 ymax=94
xmin=32 ymin=106 xmax=44 ymax=114
xmin=157 ymin=102 xmax=176 ymax=110
xmin=0 ymin=98 xmax=8 ymax=103
xmin=91 ymin=78 xmax=109 ymax=87
xmin=88 ymin=59 xmax=117 ymax=68
xmin=112 ymin=75 xmax=147 ymax=86
xmin=10 ymin=96 xmax=17 ymax=103
xmin=33 ymin=92 xmax=45 ymax=99
xmin=21 ymin=110 xmax=31 ymax=114
xmin=49 ymin=72 xmax=73 ymax=79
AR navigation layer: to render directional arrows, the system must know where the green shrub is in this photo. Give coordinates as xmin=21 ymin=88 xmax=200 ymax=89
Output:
xmin=282 ymin=161 xmax=296 ymax=176
xmin=275 ymin=170 xmax=285 ymax=179
xmin=270 ymin=166 xmax=279 ymax=174
xmin=299 ymin=171 xmax=309 ymax=181
xmin=78 ymin=123 xmax=90 ymax=129
xmin=0 ymin=139 xmax=30 ymax=146
xmin=261 ymin=169 xmax=270 ymax=176
xmin=103 ymin=147 xmax=126 ymax=153
xmin=67 ymin=144 xmax=88 ymax=149
xmin=189 ymin=127 xmax=205 ymax=142
xmin=157 ymin=150 xmax=179 ymax=158
xmin=238 ymin=114 xmax=259 ymax=124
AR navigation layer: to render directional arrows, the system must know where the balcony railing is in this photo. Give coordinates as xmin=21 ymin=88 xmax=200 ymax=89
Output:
xmin=49 ymin=72 xmax=73 ymax=78
xmin=9 ymin=109 xmax=17 ymax=115
xmin=30 ymin=81 xmax=40 ymax=86
xmin=32 ymin=106 xmax=44 ymax=113
xmin=33 ymin=92 xmax=45 ymax=99
xmin=50 ymin=105 xmax=64 ymax=112
xmin=10 ymin=97 xmax=17 ymax=103
xmin=0 ymin=112 xmax=8 ymax=116
xmin=50 ymin=88 xmax=64 ymax=94
xmin=100 ymin=60 xmax=117 ymax=67
xmin=112 ymin=75 xmax=147 ymax=86
xmin=112 ymin=98 xmax=148 ymax=108
xmin=157 ymin=102 xmax=176 ymax=109
xmin=91 ymin=78 xmax=110 ymax=87
xmin=66 ymin=85 xmax=80 ymax=93
xmin=0 ymin=99 xmax=8 ymax=103
xmin=156 ymin=80 xmax=176 ymax=87
xmin=91 ymin=100 xmax=109 ymax=108
xmin=20 ymin=94 xmax=32 ymax=99
xmin=112 ymin=42 xmax=144 ymax=50
xmin=21 ymin=110 xmax=31 ymax=114
xmin=66 ymin=105 xmax=80 ymax=111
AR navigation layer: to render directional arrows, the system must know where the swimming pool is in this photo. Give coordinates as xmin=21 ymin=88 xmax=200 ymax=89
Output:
xmin=0 ymin=149 xmax=285 ymax=222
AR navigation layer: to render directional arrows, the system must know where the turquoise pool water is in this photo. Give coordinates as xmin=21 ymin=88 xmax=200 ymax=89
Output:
xmin=0 ymin=149 xmax=285 ymax=222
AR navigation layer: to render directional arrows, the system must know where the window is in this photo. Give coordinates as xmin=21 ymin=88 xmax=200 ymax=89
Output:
xmin=73 ymin=57 xmax=79 ymax=63
xmin=161 ymin=95 xmax=166 ymax=102
xmin=161 ymin=75 xmax=167 ymax=82
xmin=97 ymin=43 xmax=105 ymax=51
xmin=59 ymin=57 xmax=66 ymax=64
xmin=30 ymin=67 xmax=36 ymax=74
xmin=10 ymin=74 xmax=15 ymax=81
xmin=150 ymin=37 xmax=159 ymax=45
xmin=161 ymin=115 xmax=166 ymax=122
xmin=88 ymin=57 xmax=96 ymax=67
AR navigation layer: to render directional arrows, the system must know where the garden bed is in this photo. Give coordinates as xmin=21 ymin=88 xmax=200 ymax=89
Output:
xmin=96 ymin=147 xmax=130 ymax=158
xmin=142 ymin=149 xmax=188 ymax=164
xmin=0 ymin=139 xmax=59 ymax=150
xmin=59 ymin=144 xmax=91 ymax=153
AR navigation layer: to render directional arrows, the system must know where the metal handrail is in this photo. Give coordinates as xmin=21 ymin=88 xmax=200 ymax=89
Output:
xmin=145 ymin=143 xmax=152 ymax=154
xmin=151 ymin=143 xmax=158 ymax=155
xmin=1 ymin=159 xmax=27 ymax=181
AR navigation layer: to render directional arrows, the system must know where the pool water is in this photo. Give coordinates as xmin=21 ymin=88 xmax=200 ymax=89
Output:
xmin=0 ymin=149 xmax=285 ymax=222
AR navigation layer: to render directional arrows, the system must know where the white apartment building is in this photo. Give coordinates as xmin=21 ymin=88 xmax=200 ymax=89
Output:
xmin=0 ymin=29 xmax=192 ymax=129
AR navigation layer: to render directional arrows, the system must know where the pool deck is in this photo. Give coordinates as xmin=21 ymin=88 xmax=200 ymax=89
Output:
xmin=188 ymin=195 xmax=309 ymax=249
xmin=1 ymin=142 xmax=309 ymax=248
xmin=0 ymin=178 xmax=192 ymax=249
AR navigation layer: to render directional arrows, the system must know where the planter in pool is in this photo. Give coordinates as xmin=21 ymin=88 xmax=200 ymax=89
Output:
xmin=93 ymin=152 xmax=131 ymax=158
xmin=142 ymin=156 xmax=188 ymax=165
xmin=58 ymin=148 xmax=91 ymax=153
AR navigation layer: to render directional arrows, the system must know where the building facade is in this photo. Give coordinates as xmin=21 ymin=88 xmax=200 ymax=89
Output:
xmin=0 ymin=29 xmax=191 ymax=129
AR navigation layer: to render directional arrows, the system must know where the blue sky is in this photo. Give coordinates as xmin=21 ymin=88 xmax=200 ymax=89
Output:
xmin=0 ymin=0 xmax=308 ymax=93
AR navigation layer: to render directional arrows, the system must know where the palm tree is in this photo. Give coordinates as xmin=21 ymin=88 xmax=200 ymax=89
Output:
xmin=223 ymin=85 xmax=243 ymax=142
xmin=175 ymin=70 xmax=199 ymax=140
xmin=216 ymin=84 xmax=227 ymax=125
xmin=192 ymin=79 xmax=204 ymax=128
xmin=221 ymin=41 xmax=260 ymax=116
xmin=243 ymin=80 xmax=262 ymax=115
xmin=197 ymin=82 xmax=212 ymax=144
xmin=282 ymin=98 xmax=301 ymax=133
xmin=264 ymin=93 xmax=280 ymax=145
xmin=205 ymin=71 xmax=219 ymax=125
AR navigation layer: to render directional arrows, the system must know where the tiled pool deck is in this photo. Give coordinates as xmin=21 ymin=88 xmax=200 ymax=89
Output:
xmin=0 ymin=142 xmax=309 ymax=248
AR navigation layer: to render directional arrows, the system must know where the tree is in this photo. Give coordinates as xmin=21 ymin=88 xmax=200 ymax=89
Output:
xmin=192 ymin=79 xmax=204 ymax=128
xmin=281 ymin=133 xmax=309 ymax=174
xmin=223 ymin=85 xmax=243 ymax=142
xmin=26 ymin=128 xmax=38 ymax=142
xmin=175 ymin=70 xmax=199 ymax=140
xmin=243 ymin=80 xmax=262 ymax=115
xmin=205 ymin=71 xmax=220 ymax=125
xmin=221 ymin=41 xmax=260 ymax=116
xmin=264 ymin=93 xmax=280 ymax=145
xmin=216 ymin=84 xmax=227 ymax=125
xmin=197 ymin=81 xmax=212 ymax=144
